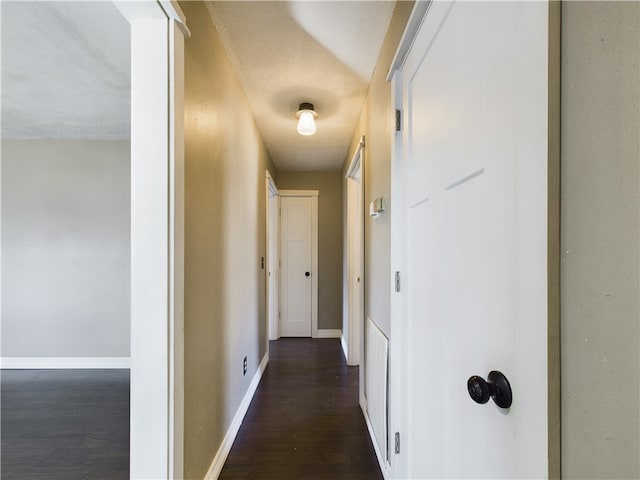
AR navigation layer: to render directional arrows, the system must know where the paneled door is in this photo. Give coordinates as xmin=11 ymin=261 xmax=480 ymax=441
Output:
xmin=280 ymin=193 xmax=316 ymax=337
xmin=391 ymin=1 xmax=559 ymax=478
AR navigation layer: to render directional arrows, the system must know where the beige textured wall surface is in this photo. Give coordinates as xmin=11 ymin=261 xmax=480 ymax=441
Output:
xmin=561 ymin=2 xmax=640 ymax=478
xmin=277 ymin=171 xmax=343 ymax=330
xmin=342 ymin=1 xmax=414 ymax=337
xmin=181 ymin=2 xmax=276 ymax=477
xmin=1 ymin=139 xmax=130 ymax=358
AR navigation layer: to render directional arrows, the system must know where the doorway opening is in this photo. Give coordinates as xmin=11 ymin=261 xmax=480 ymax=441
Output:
xmin=344 ymin=137 xmax=365 ymax=366
xmin=266 ymin=171 xmax=280 ymax=341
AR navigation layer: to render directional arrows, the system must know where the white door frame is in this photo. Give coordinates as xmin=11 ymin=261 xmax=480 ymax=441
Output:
xmin=266 ymin=171 xmax=280 ymax=341
xmin=387 ymin=5 xmax=426 ymax=473
xmin=114 ymin=1 xmax=188 ymax=478
xmin=388 ymin=70 xmax=406 ymax=480
xmin=344 ymin=136 xmax=365 ymax=366
xmin=279 ymin=190 xmax=319 ymax=337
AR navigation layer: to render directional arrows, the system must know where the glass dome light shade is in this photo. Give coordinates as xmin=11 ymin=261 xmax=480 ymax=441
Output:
xmin=297 ymin=110 xmax=316 ymax=136
xmin=295 ymin=103 xmax=318 ymax=136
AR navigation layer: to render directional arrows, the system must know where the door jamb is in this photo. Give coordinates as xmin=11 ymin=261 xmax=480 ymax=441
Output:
xmin=266 ymin=171 xmax=280 ymax=341
xmin=389 ymin=69 xmax=406 ymax=480
xmin=345 ymin=137 xmax=365 ymax=366
xmin=279 ymin=190 xmax=319 ymax=337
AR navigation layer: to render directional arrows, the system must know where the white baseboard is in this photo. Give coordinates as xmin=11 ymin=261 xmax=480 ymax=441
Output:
xmin=314 ymin=328 xmax=342 ymax=339
xmin=360 ymin=398 xmax=391 ymax=479
xmin=0 ymin=357 xmax=131 ymax=369
xmin=341 ymin=334 xmax=348 ymax=360
xmin=204 ymin=352 xmax=269 ymax=480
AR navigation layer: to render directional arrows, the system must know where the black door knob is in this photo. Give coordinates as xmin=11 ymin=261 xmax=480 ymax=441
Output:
xmin=305 ymin=272 xmax=310 ymax=277
xmin=467 ymin=370 xmax=512 ymax=408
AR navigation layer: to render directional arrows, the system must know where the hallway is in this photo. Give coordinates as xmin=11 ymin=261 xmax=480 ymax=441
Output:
xmin=219 ymin=339 xmax=382 ymax=480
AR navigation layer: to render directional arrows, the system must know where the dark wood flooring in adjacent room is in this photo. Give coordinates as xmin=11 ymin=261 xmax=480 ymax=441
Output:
xmin=1 ymin=369 xmax=129 ymax=480
xmin=219 ymin=338 xmax=383 ymax=480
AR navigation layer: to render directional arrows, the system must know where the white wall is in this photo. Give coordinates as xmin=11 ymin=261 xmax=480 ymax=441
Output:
xmin=1 ymin=139 xmax=130 ymax=359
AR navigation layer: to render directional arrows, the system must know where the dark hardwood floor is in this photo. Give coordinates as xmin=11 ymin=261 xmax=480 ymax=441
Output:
xmin=219 ymin=338 xmax=383 ymax=480
xmin=1 ymin=340 xmax=380 ymax=480
xmin=1 ymin=369 xmax=129 ymax=480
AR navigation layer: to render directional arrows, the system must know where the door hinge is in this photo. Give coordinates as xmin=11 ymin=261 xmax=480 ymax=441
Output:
xmin=394 ymin=271 xmax=401 ymax=292
xmin=395 ymin=432 xmax=401 ymax=454
xmin=395 ymin=109 xmax=402 ymax=132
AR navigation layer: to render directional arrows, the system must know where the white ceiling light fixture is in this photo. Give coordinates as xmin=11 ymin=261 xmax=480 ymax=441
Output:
xmin=295 ymin=102 xmax=318 ymax=136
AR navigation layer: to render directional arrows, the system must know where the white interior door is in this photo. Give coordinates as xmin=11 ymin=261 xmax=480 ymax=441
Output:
xmin=280 ymin=195 xmax=313 ymax=337
xmin=395 ymin=1 xmax=555 ymax=478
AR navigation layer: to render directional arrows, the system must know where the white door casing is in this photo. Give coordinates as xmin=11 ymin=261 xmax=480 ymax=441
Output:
xmin=389 ymin=1 xmax=560 ymax=479
xmin=266 ymin=171 xmax=280 ymax=341
xmin=114 ymin=1 xmax=189 ymax=478
xmin=279 ymin=191 xmax=318 ymax=337
xmin=345 ymin=137 xmax=365 ymax=366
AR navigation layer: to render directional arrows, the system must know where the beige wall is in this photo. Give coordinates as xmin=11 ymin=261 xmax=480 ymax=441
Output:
xmin=181 ymin=2 xmax=277 ymax=477
xmin=342 ymin=2 xmax=414 ymax=338
xmin=1 ymin=139 xmax=130 ymax=358
xmin=561 ymin=2 xmax=639 ymax=478
xmin=277 ymin=171 xmax=343 ymax=331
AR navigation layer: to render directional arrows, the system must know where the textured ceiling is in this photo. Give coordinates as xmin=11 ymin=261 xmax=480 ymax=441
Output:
xmin=1 ymin=1 xmax=395 ymax=171
xmin=206 ymin=1 xmax=395 ymax=171
xmin=1 ymin=1 xmax=130 ymax=140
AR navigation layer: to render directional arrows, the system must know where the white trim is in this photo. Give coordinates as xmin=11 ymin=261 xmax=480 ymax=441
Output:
xmin=311 ymin=194 xmax=319 ymax=338
xmin=0 ymin=357 xmax=131 ymax=369
xmin=126 ymin=7 xmax=187 ymax=478
xmin=386 ymin=0 xmax=432 ymax=81
xmin=279 ymin=189 xmax=319 ymax=197
xmin=345 ymin=139 xmax=365 ymax=367
xmin=168 ymin=18 xmax=185 ymax=480
xmin=129 ymin=18 xmax=171 ymax=479
xmin=361 ymin=402 xmax=391 ymax=479
xmin=266 ymin=170 xmax=279 ymax=196
xmin=204 ymin=353 xmax=270 ymax=480
xmin=158 ymin=0 xmax=191 ymax=37
xmin=389 ymin=69 xmax=407 ymax=480
xmin=341 ymin=334 xmax=349 ymax=361
xmin=266 ymin=171 xmax=280 ymax=342
xmin=114 ymin=1 xmax=166 ymax=22
xmin=315 ymin=329 xmax=342 ymax=339
xmin=345 ymin=135 xmax=366 ymax=179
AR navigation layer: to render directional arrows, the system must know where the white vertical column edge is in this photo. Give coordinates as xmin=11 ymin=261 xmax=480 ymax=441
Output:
xmin=168 ymin=17 xmax=185 ymax=480
xmin=129 ymin=17 xmax=170 ymax=479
